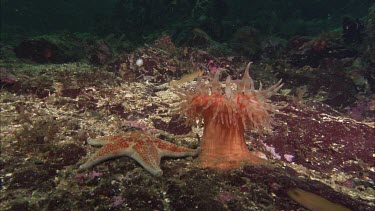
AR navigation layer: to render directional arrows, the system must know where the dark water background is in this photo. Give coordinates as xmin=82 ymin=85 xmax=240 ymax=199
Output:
xmin=2 ymin=0 xmax=371 ymax=43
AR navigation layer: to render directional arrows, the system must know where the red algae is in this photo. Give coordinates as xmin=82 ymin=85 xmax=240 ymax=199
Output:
xmin=178 ymin=62 xmax=284 ymax=169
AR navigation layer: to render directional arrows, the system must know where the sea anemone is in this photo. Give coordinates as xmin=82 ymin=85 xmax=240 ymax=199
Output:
xmin=177 ymin=62 xmax=284 ymax=169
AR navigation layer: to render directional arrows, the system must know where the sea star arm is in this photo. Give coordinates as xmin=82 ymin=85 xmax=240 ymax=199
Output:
xmin=79 ymin=140 xmax=134 ymax=170
xmin=154 ymin=139 xmax=201 ymax=158
xmin=129 ymin=140 xmax=163 ymax=176
xmin=86 ymin=134 xmax=124 ymax=146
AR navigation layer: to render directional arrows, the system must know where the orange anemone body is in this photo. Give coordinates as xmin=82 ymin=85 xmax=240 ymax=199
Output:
xmin=179 ymin=63 xmax=283 ymax=169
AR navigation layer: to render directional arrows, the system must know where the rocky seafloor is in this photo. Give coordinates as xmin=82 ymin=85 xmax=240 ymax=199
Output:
xmin=0 ymin=39 xmax=374 ymax=210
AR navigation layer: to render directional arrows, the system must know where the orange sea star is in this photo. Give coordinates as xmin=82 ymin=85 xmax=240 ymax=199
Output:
xmin=80 ymin=131 xmax=201 ymax=176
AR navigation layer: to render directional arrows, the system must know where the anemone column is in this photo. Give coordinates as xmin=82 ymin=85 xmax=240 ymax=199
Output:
xmin=199 ymin=106 xmax=265 ymax=169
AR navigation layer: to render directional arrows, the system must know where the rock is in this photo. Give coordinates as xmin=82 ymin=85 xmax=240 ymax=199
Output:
xmin=14 ymin=36 xmax=82 ymax=63
xmin=263 ymin=97 xmax=374 ymax=180
xmin=230 ymin=26 xmax=262 ymax=59
xmin=342 ymin=16 xmax=365 ymax=44
xmin=87 ymin=40 xmax=112 ymax=65
xmin=0 ymin=67 xmax=17 ymax=87
xmin=286 ymin=34 xmax=357 ymax=68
